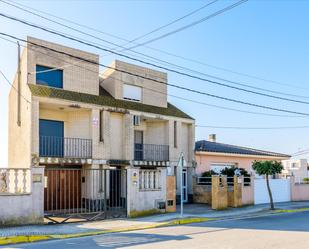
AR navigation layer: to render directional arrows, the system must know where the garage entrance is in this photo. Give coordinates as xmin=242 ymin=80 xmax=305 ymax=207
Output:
xmin=44 ymin=166 xmax=127 ymax=223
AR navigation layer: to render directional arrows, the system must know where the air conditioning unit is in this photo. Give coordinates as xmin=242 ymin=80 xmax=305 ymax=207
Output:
xmin=133 ymin=115 xmax=141 ymax=126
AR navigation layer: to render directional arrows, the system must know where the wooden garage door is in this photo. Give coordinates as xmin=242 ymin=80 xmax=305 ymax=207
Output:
xmin=44 ymin=166 xmax=81 ymax=213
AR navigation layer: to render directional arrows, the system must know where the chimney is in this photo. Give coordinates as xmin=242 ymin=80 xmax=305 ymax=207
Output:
xmin=208 ymin=134 xmax=216 ymax=142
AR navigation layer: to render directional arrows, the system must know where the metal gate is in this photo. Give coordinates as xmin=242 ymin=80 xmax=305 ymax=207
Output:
xmin=44 ymin=167 xmax=127 ymax=223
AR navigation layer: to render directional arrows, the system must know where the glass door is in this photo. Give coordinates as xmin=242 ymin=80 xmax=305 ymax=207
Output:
xmin=182 ymin=168 xmax=188 ymax=203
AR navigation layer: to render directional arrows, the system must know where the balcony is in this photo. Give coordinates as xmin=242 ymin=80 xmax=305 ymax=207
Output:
xmin=39 ymin=136 xmax=92 ymax=158
xmin=134 ymin=144 xmax=169 ymax=161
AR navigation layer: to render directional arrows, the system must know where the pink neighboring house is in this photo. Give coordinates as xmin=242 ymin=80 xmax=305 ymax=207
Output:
xmin=195 ymin=135 xmax=290 ymax=176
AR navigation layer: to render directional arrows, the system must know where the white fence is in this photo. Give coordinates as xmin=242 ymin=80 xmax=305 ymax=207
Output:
xmin=0 ymin=168 xmax=31 ymax=194
xmin=0 ymin=167 xmax=44 ymax=225
xmin=254 ymin=178 xmax=291 ymax=204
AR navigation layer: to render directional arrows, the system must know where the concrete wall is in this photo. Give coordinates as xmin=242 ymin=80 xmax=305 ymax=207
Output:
xmin=8 ymin=47 xmax=32 ymax=169
xmin=211 ymin=176 xmax=228 ymax=210
xmin=110 ymin=113 xmax=124 ymax=159
xmin=291 ymin=176 xmax=309 ymax=201
xmin=144 ymin=121 xmax=168 ymax=145
xmin=254 ymin=178 xmax=291 ymax=204
xmin=127 ymin=167 xmax=167 ymax=216
xmin=0 ymin=167 xmax=44 ymax=226
xmin=242 ymin=177 xmax=254 ymax=205
xmin=27 ymin=37 xmax=99 ymax=95
xmin=166 ymin=175 xmax=176 ymax=212
xmin=39 ymin=106 xmax=92 ymax=139
xmin=101 ymin=60 xmax=168 ymax=108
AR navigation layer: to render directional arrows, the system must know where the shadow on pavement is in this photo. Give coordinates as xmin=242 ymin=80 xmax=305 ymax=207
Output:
xmin=91 ymin=232 xmax=189 ymax=248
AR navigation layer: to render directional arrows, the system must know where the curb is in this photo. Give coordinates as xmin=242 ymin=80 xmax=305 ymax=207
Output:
xmin=0 ymin=217 xmax=213 ymax=246
xmin=2 ymin=208 xmax=309 ymax=246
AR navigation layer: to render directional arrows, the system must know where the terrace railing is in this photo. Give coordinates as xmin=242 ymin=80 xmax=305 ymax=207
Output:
xmin=39 ymin=136 xmax=92 ymax=158
xmin=134 ymin=144 xmax=169 ymax=161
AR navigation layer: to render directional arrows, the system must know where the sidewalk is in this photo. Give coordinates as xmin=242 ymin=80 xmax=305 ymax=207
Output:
xmin=1 ymin=201 xmax=309 ymax=243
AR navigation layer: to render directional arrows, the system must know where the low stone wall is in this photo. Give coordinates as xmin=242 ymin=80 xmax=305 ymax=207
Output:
xmin=194 ymin=176 xmax=253 ymax=209
xmin=291 ymin=177 xmax=309 ymax=201
xmin=193 ymin=182 xmax=212 ymax=204
xmin=0 ymin=167 xmax=44 ymax=226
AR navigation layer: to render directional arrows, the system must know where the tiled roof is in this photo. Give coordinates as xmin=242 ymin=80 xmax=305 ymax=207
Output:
xmin=28 ymin=84 xmax=193 ymax=119
xmin=195 ymin=140 xmax=290 ymax=158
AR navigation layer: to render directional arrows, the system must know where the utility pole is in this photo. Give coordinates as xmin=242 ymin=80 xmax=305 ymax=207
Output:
xmin=17 ymin=41 xmax=21 ymax=126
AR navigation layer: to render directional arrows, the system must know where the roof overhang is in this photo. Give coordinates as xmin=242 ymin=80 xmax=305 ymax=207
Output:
xmin=195 ymin=151 xmax=291 ymax=160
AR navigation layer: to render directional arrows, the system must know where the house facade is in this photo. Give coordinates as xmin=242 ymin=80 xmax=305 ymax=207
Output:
xmin=282 ymin=159 xmax=308 ymax=178
xmin=195 ymin=134 xmax=290 ymax=176
xmin=8 ymin=37 xmax=195 ymax=219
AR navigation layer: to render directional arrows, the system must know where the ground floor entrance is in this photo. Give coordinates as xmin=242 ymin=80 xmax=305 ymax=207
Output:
xmin=44 ymin=165 xmax=127 ymax=223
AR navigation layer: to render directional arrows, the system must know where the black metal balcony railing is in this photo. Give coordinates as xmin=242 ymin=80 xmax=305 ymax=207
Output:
xmin=39 ymin=136 xmax=92 ymax=158
xmin=134 ymin=143 xmax=169 ymax=161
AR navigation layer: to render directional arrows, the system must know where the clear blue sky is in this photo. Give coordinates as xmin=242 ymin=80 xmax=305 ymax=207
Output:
xmin=0 ymin=0 xmax=308 ymax=165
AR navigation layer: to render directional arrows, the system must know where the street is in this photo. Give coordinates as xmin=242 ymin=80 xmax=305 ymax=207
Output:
xmin=3 ymin=211 xmax=309 ymax=249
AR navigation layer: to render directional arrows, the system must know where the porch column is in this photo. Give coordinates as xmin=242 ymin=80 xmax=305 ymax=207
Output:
xmin=123 ymin=114 xmax=134 ymax=161
xmin=31 ymin=100 xmax=39 ymax=158
xmin=102 ymin=110 xmax=111 ymax=160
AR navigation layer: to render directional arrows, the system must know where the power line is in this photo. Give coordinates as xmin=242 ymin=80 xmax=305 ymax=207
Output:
xmin=292 ymin=149 xmax=309 ymax=156
xmin=1 ymin=32 xmax=309 ymax=117
xmin=121 ymin=0 xmax=219 ymax=46
xmin=0 ymin=69 xmax=31 ymax=104
xmin=196 ymin=125 xmax=309 ymax=130
xmin=2 ymin=13 xmax=309 ymax=106
xmin=4 ymin=0 xmax=308 ymax=92
xmin=126 ymin=0 xmax=248 ymax=49
xmin=2 ymin=1 xmax=309 ymax=100
xmin=2 ymin=36 xmax=305 ymax=120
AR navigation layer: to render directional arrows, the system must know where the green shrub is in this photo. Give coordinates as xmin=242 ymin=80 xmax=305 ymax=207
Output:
xmin=303 ymin=177 xmax=309 ymax=183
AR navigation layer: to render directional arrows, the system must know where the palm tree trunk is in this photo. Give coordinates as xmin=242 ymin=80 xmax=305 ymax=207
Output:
xmin=265 ymin=174 xmax=274 ymax=210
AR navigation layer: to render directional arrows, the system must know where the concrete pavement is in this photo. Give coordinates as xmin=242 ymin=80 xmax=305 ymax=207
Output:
xmin=1 ymin=201 xmax=309 ymax=246
xmin=3 ymin=211 xmax=309 ymax=249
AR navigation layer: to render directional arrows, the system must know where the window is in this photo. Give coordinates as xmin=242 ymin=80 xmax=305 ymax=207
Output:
xmin=36 ymin=65 xmax=63 ymax=88
xmin=210 ymin=163 xmax=235 ymax=174
xmin=291 ymin=163 xmax=298 ymax=169
xmin=173 ymin=121 xmax=177 ymax=148
xmin=139 ymin=169 xmax=161 ymax=191
xmin=133 ymin=115 xmax=141 ymax=126
xmin=123 ymin=84 xmax=141 ymax=102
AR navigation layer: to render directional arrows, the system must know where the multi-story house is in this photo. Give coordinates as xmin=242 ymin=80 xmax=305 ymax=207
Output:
xmin=8 ymin=37 xmax=195 ymax=219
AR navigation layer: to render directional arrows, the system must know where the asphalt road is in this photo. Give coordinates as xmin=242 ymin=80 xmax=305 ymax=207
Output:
xmin=3 ymin=211 xmax=309 ymax=249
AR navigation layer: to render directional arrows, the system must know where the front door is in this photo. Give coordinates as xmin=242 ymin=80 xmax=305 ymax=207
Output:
xmin=39 ymin=119 xmax=64 ymax=157
xmin=182 ymin=169 xmax=188 ymax=203
xmin=134 ymin=130 xmax=143 ymax=160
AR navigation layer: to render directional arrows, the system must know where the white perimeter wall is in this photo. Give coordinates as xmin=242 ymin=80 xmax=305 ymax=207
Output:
xmin=254 ymin=178 xmax=291 ymax=204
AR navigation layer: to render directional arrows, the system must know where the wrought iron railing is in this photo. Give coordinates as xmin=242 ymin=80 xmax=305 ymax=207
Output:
xmin=134 ymin=143 xmax=169 ymax=161
xmin=39 ymin=136 xmax=92 ymax=158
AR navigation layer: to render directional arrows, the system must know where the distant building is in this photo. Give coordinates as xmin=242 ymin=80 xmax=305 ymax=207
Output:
xmin=282 ymin=159 xmax=308 ymax=178
xmin=195 ymin=134 xmax=290 ymax=175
